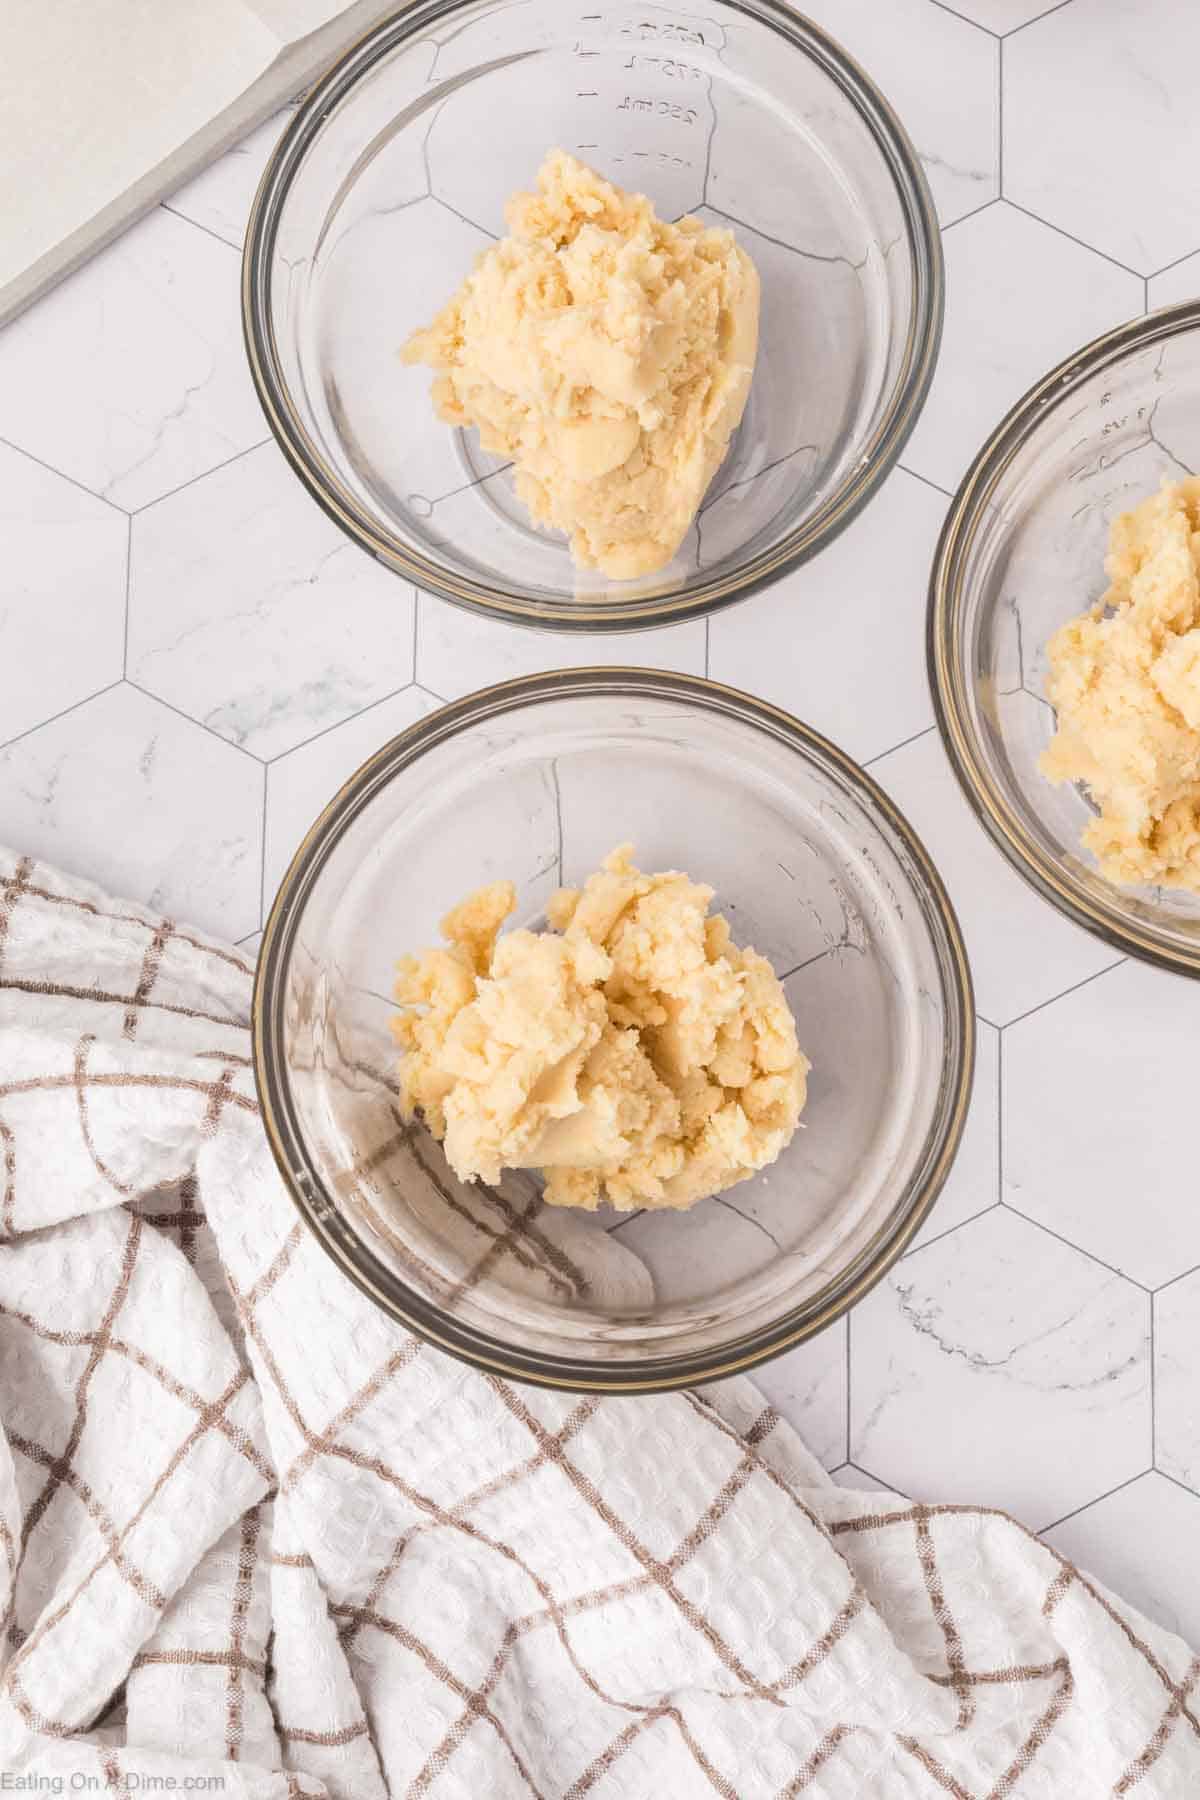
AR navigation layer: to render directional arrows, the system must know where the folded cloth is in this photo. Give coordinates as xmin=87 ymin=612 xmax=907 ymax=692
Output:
xmin=0 ymin=847 xmax=1195 ymax=1798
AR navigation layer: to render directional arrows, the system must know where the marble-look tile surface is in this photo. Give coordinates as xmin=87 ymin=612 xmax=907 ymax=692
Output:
xmin=1005 ymin=961 xmax=1200 ymax=1288
xmin=264 ymin=684 xmax=440 ymax=906
xmin=850 ymin=1207 xmax=1151 ymax=1529
xmin=1043 ymin=1473 xmax=1200 ymax=1651
xmin=165 ymin=110 xmax=294 ymax=249
xmin=708 ymin=467 xmax=944 ymax=766
xmin=128 ymin=442 xmax=416 ymax=760
xmin=1148 ymin=250 xmax=1200 ymax=313
xmin=868 ymin=727 xmax=1118 ymax=1025
xmin=1153 ymin=1270 xmax=1200 ymax=1495
xmin=829 ymin=1464 xmax=907 ymax=1501
xmin=5 ymin=0 xmax=1200 ymax=1652
xmin=1005 ymin=0 xmax=1200 ymax=276
xmin=0 ymin=685 xmax=262 ymax=941
xmin=0 ymin=208 xmax=266 ymax=511
xmin=938 ymin=0 xmax=1062 ymax=29
xmin=791 ymin=0 xmax=998 ymax=225
xmin=902 ymin=202 xmax=1143 ymax=496
xmin=415 ymin=593 xmax=706 ymax=703
xmin=910 ymin=1017 xmax=1000 ymax=1250
xmin=0 ymin=443 xmax=128 ymax=746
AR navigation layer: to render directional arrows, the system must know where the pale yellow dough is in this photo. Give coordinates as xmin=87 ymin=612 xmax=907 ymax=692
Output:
xmin=391 ymin=846 xmax=809 ymax=1211
xmin=401 ymin=150 xmax=760 ymax=579
xmin=1041 ymin=478 xmax=1200 ymax=889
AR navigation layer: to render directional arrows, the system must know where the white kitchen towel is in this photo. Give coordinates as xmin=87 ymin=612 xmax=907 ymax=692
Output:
xmin=0 ymin=845 xmax=1195 ymax=1798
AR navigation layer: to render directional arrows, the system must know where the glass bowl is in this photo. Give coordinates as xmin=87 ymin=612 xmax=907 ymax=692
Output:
xmin=253 ymin=670 xmax=974 ymax=1392
xmin=242 ymin=0 xmax=942 ymax=631
xmin=930 ymin=302 xmax=1200 ymax=978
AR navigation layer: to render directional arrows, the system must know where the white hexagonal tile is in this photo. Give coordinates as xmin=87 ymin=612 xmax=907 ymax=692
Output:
xmin=414 ymin=593 xmax=705 ymax=704
xmin=910 ymin=1017 xmax=999 ymax=1251
xmin=0 ymin=442 xmax=127 ymax=745
xmin=850 ymin=1207 xmax=1150 ymax=1529
xmin=709 ymin=1318 xmax=847 ymax=1473
xmin=868 ymin=727 xmax=1117 ymax=1025
xmin=1006 ymin=961 xmax=1200 ymax=1288
xmin=0 ymin=685 xmax=261 ymax=940
xmin=1043 ymin=1473 xmax=1200 ymax=1650
xmin=0 ymin=207 xmax=265 ymax=510
xmin=830 ymin=1463 xmax=906 ymax=1499
xmin=128 ymin=442 xmax=415 ymax=760
xmin=902 ymin=203 xmax=1143 ymax=496
xmin=795 ymin=0 xmax=998 ymax=225
xmin=1006 ymin=0 xmax=1200 ymax=276
xmin=937 ymin=0 xmax=1060 ymax=28
xmin=264 ymin=684 xmax=440 ymax=908
xmin=1148 ymin=251 xmax=1200 ymax=312
xmin=1154 ymin=1270 xmax=1200 ymax=1496
xmin=164 ymin=109 xmax=293 ymax=249
xmin=708 ymin=466 xmax=943 ymax=766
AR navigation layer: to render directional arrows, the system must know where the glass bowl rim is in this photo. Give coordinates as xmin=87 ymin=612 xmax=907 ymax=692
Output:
xmin=253 ymin=667 xmax=976 ymax=1393
xmin=928 ymin=298 xmax=1200 ymax=980
xmin=240 ymin=0 xmax=945 ymax=634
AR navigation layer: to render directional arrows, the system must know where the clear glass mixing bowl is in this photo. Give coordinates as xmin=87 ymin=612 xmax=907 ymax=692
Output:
xmin=253 ymin=670 xmax=974 ymax=1391
xmin=242 ymin=0 xmax=942 ymax=630
xmin=930 ymin=302 xmax=1200 ymax=977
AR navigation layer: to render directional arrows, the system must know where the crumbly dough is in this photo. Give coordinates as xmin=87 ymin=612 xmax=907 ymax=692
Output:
xmin=401 ymin=150 xmax=760 ymax=579
xmin=392 ymin=846 xmax=808 ymax=1211
xmin=1041 ymin=478 xmax=1200 ymax=889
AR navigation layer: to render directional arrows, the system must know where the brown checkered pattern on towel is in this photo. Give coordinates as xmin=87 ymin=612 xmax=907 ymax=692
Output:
xmin=0 ymin=847 xmax=1196 ymax=1798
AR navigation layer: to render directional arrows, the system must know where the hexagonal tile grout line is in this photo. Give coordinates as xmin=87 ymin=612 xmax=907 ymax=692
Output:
xmin=122 ymin=514 xmax=133 ymax=677
xmin=896 ymin=464 xmax=954 ymax=502
xmin=1008 ymin=0 xmax=1081 ymax=34
xmin=997 ymin=1016 xmax=1004 ymax=1202
xmin=862 ymin=722 xmax=937 ymax=771
xmin=124 ymin=676 xmax=268 ymax=767
xmin=0 ymin=431 xmax=128 ymax=517
xmin=1157 ymin=1467 xmax=1200 ymax=1506
xmin=844 ymin=1311 xmax=852 ymax=1467
xmin=1000 ymin=195 xmax=1146 ymax=282
xmin=159 ymin=202 xmax=248 ymax=256
xmin=432 ymin=194 xmax=498 ymax=243
xmin=705 ymin=200 xmax=875 ymax=272
xmin=1148 ymin=242 xmax=1200 ymax=285
xmin=126 ymin=436 xmax=273 ymax=518
xmin=926 ymin=0 xmax=1081 ymax=38
xmin=260 ymin=679 xmax=448 ymax=774
xmin=847 ymin=1459 xmax=910 ymax=1500
xmin=1150 ymin=1292 xmax=1157 ymax=1470
xmin=1039 ymin=1467 xmax=1151 ymax=1537
xmin=0 ymin=680 xmax=125 ymax=759
xmin=1152 ymin=1259 xmax=1200 ymax=1299
xmin=997 ymin=32 xmax=1003 ymax=193
xmin=940 ymin=195 xmax=1001 ymax=238
xmin=258 ymin=761 xmax=269 ymax=930
xmin=998 ymin=1200 xmax=1154 ymax=1296
xmin=905 ymin=1199 xmax=1002 ymax=1262
xmin=1000 ymin=958 xmax=1127 ymax=1033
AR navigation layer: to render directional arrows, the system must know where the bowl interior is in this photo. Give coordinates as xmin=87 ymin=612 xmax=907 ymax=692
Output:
xmin=253 ymin=0 xmax=933 ymax=623
xmin=258 ymin=678 xmax=971 ymax=1386
xmin=937 ymin=309 xmax=1200 ymax=969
